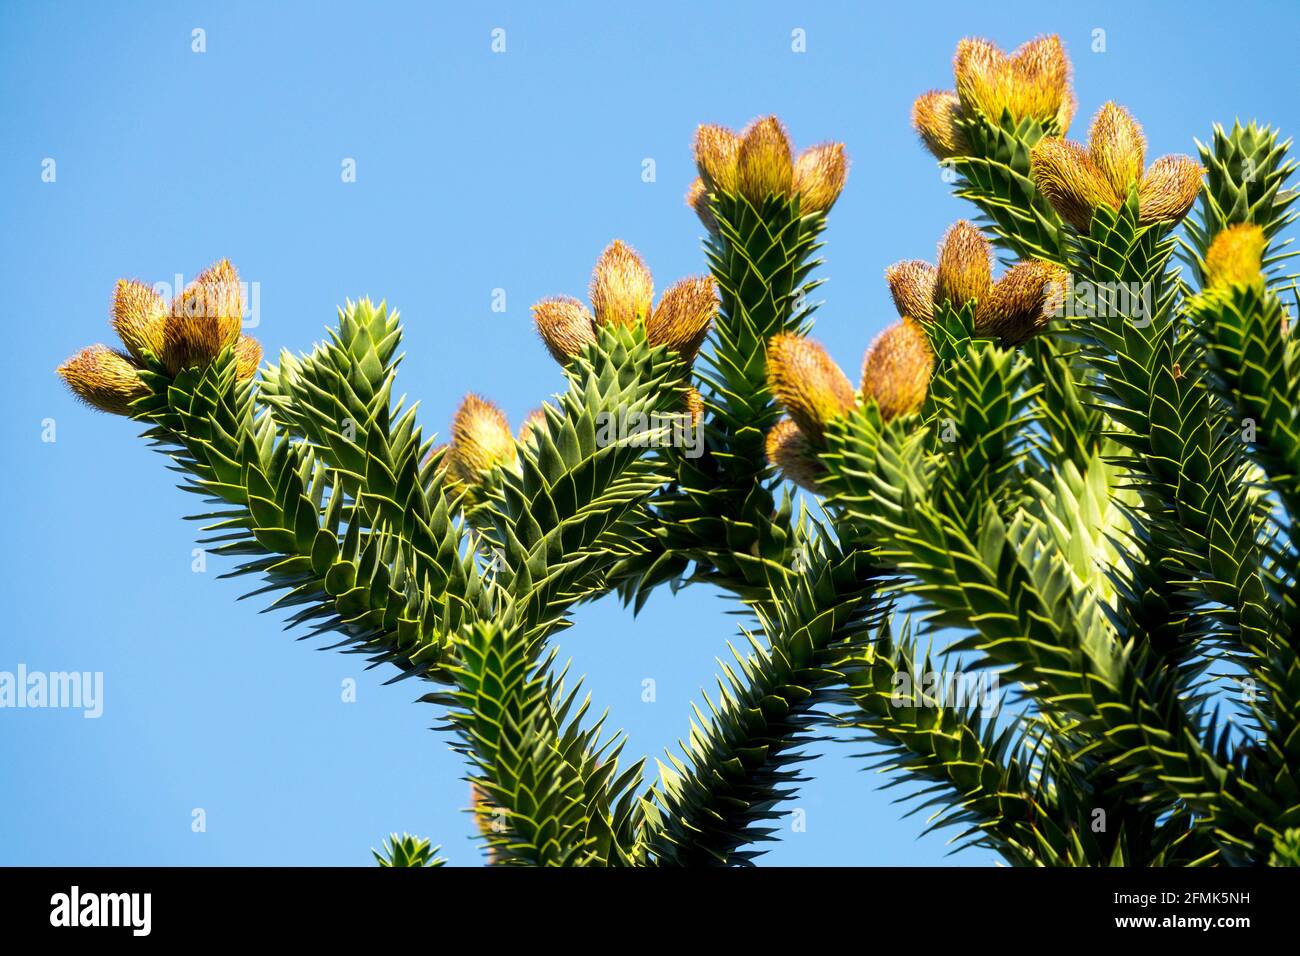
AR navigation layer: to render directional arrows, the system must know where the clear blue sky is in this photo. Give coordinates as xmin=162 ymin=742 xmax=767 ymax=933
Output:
xmin=2 ymin=0 xmax=1294 ymax=866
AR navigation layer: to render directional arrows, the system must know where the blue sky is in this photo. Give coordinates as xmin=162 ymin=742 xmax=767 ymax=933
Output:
xmin=1 ymin=0 xmax=1295 ymax=866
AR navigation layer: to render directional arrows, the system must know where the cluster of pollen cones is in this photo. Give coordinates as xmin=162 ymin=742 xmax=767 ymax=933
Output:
xmin=765 ymin=220 xmax=1069 ymax=491
xmin=913 ymin=35 xmax=1203 ymax=232
xmin=58 ymin=260 xmax=260 ymax=415
xmin=60 ymin=34 xmax=1235 ymax=510
xmin=432 ymin=240 xmax=718 ymax=497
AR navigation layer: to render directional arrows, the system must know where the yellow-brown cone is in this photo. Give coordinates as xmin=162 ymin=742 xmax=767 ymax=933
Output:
xmin=765 ymin=418 xmax=823 ymax=492
xmin=646 ymin=275 xmax=718 ymax=363
xmin=1204 ymin=223 xmax=1267 ymax=289
xmin=57 ymin=345 xmax=149 ymax=416
xmin=590 ymin=241 xmax=654 ymax=329
xmin=448 ymin=394 xmax=517 ymax=485
xmin=686 ymin=178 xmax=719 ymax=235
xmin=234 ymin=335 xmax=262 ymax=380
xmin=111 ymin=279 xmax=167 ymax=363
xmin=912 ymin=90 xmax=969 ymax=160
xmin=694 ymin=124 xmax=741 ymax=193
xmin=954 ymin=38 xmax=1013 ymax=122
xmin=1137 ymin=155 xmax=1203 ymax=227
xmin=766 ymin=333 xmax=857 ymax=441
xmin=935 ymin=221 xmax=993 ymax=310
xmin=792 ymin=142 xmax=849 ymax=214
xmin=737 ymin=116 xmax=794 ymax=204
xmin=976 ymin=261 xmax=1068 ymax=345
xmin=1030 ymin=138 xmax=1119 ymax=232
xmin=533 ymin=296 xmax=597 ymax=365
xmin=860 ymin=320 xmax=934 ymax=420
xmin=161 ymin=259 xmax=244 ymax=374
xmin=1089 ymin=102 xmax=1146 ymax=199
xmin=1009 ymin=35 xmax=1072 ymax=131
xmin=886 ymin=259 xmax=938 ymax=322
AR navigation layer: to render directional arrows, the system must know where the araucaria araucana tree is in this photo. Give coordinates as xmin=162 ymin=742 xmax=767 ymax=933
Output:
xmin=59 ymin=34 xmax=1300 ymax=867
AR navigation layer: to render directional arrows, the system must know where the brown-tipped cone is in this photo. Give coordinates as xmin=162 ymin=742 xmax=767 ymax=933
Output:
xmin=448 ymin=394 xmax=517 ymax=484
xmin=765 ymin=418 xmax=823 ymax=493
xmin=935 ymin=221 xmax=993 ymax=309
xmin=162 ymin=259 xmax=245 ymax=374
xmin=885 ymin=260 xmax=938 ymax=322
xmin=518 ymin=407 xmax=548 ymax=445
xmin=1137 ymin=155 xmax=1204 ymax=226
xmin=1009 ymin=35 xmax=1072 ymax=130
xmin=1089 ymin=102 xmax=1146 ymax=198
xmin=57 ymin=345 xmax=149 ymax=416
xmin=533 ymin=296 xmax=597 ymax=365
xmin=686 ymin=178 xmax=719 ymax=235
xmin=590 ymin=241 xmax=653 ymax=329
xmin=234 ymin=335 xmax=262 ymax=380
xmin=953 ymin=38 xmax=1011 ymax=122
xmin=737 ymin=116 xmax=794 ymax=204
xmin=861 ymin=320 xmax=934 ymax=421
xmin=1204 ymin=223 xmax=1267 ymax=289
xmin=766 ymin=333 xmax=857 ymax=441
xmin=112 ymin=279 xmax=167 ymax=363
xmin=694 ymin=124 xmax=741 ymax=193
xmin=646 ymin=276 xmax=718 ymax=363
xmin=1030 ymin=138 xmax=1119 ymax=232
xmin=912 ymin=90 xmax=969 ymax=160
xmin=977 ymin=261 xmax=1068 ymax=345
xmin=792 ymin=143 xmax=849 ymax=214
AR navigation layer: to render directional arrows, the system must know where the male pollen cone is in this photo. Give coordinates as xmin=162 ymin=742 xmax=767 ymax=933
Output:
xmin=766 ymin=417 xmax=823 ymax=492
xmin=860 ymin=320 xmax=934 ymax=421
xmin=976 ymin=261 xmax=1069 ymax=345
xmin=1010 ymin=35 xmax=1073 ymax=130
xmin=1204 ymin=223 xmax=1268 ymax=289
xmin=646 ymin=275 xmax=718 ymax=362
xmin=737 ymin=116 xmax=794 ymax=203
xmin=57 ymin=345 xmax=149 ymax=416
xmin=112 ymin=279 xmax=167 ymax=363
xmin=234 ymin=335 xmax=263 ymax=380
xmin=590 ymin=240 xmax=654 ymax=328
xmin=694 ymin=124 xmax=741 ymax=193
xmin=1136 ymin=155 xmax=1204 ymax=226
xmin=448 ymin=394 xmax=517 ymax=484
xmin=1089 ymin=102 xmax=1146 ymax=198
xmin=935 ymin=221 xmax=993 ymax=309
xmin=1030 ymin=139 xmax=1116 ymax=232
xmin=792 ymin=142 xmax=849 ymax=214
xmin=912 ymin=90 xmax=970 ymax=160
xmin=766 ymin=333 xmax=857 ymax=441
xmin=533 ymin=296 xmax=597 ymax=365
xmin=684 ymin=387 xmax=705 ymax=429
xmin=685 ymin=178 xmax=719 ymax=234
xmin=161 ymin=259 xmax=244 ymax=374
xmin=886 ymin=259 xmax=938 ymax=322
